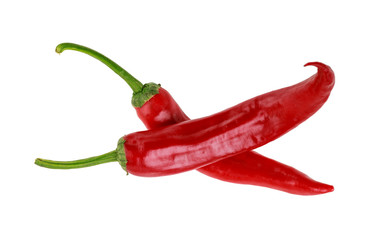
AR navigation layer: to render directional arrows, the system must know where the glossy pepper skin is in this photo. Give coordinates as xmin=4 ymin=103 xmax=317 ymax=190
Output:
xmin=35 ymin=43 xmax=334 ymax=194
xmin=198 ymin=151 xmax=333 ymax=195
xmin=134 ymin=73 xmax=334 ymax=194
xmin=136 ymin=87 xmax=189 ymax=129
xmin=120 ymin=62 xmax=334 ymax=177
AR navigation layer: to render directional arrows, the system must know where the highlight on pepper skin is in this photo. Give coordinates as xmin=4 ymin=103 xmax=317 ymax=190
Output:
xmin=35 ymin=43 xmax=335 ymax=195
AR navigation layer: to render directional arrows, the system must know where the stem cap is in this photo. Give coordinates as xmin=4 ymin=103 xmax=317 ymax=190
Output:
xmin=116 ymin=137 xmax=128 ymax=174
xmin=131 ymin=83 xmax=161 ymax=108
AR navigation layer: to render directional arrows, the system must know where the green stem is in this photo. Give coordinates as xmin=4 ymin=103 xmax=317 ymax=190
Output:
xmin=55 ymin=42 xmax=143 ymax=93
xmin=35 ymin=150 xmax=117 ymax=169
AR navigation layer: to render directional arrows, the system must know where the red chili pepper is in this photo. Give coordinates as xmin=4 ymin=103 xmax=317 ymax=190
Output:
xmin=35 ymin=43 xmax=334 ymax=195
xmin=133 ymin=81 xmax=335 ymax=195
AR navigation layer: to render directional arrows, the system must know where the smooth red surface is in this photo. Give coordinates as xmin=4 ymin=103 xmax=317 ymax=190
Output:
xmin=136 ymin=88 xmax=189 ymax=129
xmin=198 ymin=151 xmax=334 ymax=195
xmin=126 ymin=62 xmax=334 ymax=195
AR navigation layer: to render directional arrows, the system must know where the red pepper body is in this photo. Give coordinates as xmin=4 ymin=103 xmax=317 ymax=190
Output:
xmin=135 ymin=87 xmax=189 ymax=129
xmin=135 ymin=85 xmax=334 ymax=194
xmin=198 ymin=151 xmax=333 ymax=195
xmin=124 ymin=62 xmax=334 ymax=186
xmin=40 ymin=43 xmax=333 ymax=195
xmin=134 ymin=85 xmax=334 ymax=194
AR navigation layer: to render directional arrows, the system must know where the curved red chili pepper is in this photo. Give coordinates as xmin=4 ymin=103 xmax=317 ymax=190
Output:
xmin=198 ymin=151 xmax=333 ymax=195
xmin=135 ymin=87 xmax=334 ymax=195
xmin=35 ymin=45 xmax=334 ymax=193
xmin=35 ymin=43 xmax=334 ymax=195
xmin=116 ymin=61 xmax=334 ymax=177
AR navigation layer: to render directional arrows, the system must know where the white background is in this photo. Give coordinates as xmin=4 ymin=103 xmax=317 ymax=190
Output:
xmin=1 ymin=1 xmax=365 ymax=239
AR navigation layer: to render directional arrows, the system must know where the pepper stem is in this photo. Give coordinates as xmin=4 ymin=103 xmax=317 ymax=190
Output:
xmin=35 ymin=150 xmax=118 ymax=169
xmin=55 ymin=42 xmax=144 ymax=93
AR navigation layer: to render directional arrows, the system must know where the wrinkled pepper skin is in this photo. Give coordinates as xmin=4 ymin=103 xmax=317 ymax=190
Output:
xmin=124 ymin=62 xmax=335 ymax=180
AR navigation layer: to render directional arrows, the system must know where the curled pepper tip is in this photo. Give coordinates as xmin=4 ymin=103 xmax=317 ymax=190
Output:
xmin=304 ymin=62 xmax=335 ymax=85
xmin=304 ymin=61 xmax=333 ymax=74
xmin=304 ymin=61 xmax=327 ymax=68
